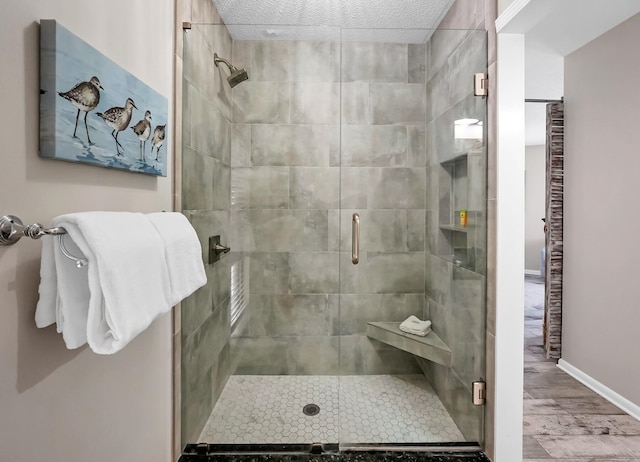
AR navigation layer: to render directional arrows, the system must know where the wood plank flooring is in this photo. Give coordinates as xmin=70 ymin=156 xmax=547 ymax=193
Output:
xmin=523 ymin=276 xmax=640 ymax=461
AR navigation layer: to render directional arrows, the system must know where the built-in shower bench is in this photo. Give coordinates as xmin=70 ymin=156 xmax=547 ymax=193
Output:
xmin=366 ymin=322 xmax=452 ymax=367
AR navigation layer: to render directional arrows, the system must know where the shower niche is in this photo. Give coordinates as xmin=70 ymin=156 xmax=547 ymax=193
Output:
xmin=438 ymin=149 xmax=484 ymax=272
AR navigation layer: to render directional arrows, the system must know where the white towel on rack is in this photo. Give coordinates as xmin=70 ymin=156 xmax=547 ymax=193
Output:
xmin=63 ymin=212 xmax=174 ymax=354
xmin=35 ymin=211 xmax=207 ymax=354
xmin=399 ymin=315 xmax=432 ymax=337
xmin=35 ymin=232 xmax=91 ymax=349
xmin=147 ymin=212 xmax=207 ymax=306
xmin=35 ymin=236 xmax=58 ymax=328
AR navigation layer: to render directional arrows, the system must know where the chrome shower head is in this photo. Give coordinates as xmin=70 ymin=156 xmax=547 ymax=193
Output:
xmin=214 ymin=53 xmax=249 ymax=88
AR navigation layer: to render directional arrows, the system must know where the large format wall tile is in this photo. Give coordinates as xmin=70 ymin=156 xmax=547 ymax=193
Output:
xmin=252 ymin=41 xmax=339 ymax=83
xmin=289 ymin=252 xmax=340 ymax=294
xmin=211 ymin=157 xmax=231 ymax=210
xmin=427 ymin=66 xmax=450 ymax=123
xmin=183 ymin=147 xmax=215 ymax=211
xmin=447 ymin=31 xmax=487 ymax=108
xmin=408 ymin=125 xmax=428 ymax=167
xmin=231 ymin=167 xmax=290 ymax=209
xmin=408 ymin=43 xmax=427 ymax=84
xmin=338 ymin=294 xmax=423 ymax=335
xmin=290 ymin=167 xmax=340 ymax=209
xmin=341 ymin=82 xmax=370 ymax=125
xmin=366 ymin=252 xmax=425 ymax=293
xmin=182 ymin=307 xmax=230 ymax=393
xmin=231 ymin=336 xmax=340 ymax=375
xmin=339 ymin=335 xmax=420 ymax=374
xmin=341 ymin=125 xmax=408 ymax=167
xmin=340 ymin=252 xmax=425 ymax=294
xmin=252 ymin=125 xmax=339 ymax=167
xmin=229 ymin=251 xmax=339 ymax=298
xmin=427 ymin=29 xmax=468 ymax=81
xmin=184 ymin=28 xmax=216 ymax=103
xmin=451 ymin=267 xmax=486 ymax=385
xmin=248 ymin=252 xmax=290 ymax=294
xmin=291 ymin=82 xmax=340 ymax=124
xmin=181 ymin=264 xmax=215 ymax=337
xmin=370 ymin=84 xmax=427 ymax=125
xmin=185 ymin=83 xmax=232 ymax=163
xmin=341 ymin=167 xmax=428 ymax=214
xmin=339 ymin=209 xmax=424 ymax=252
xmin=249 ymin=210 xmax=329 ymax=252
xmin=232 ymin=81 xmax=290 ymax=124
xmin=341 ymin=169 xmax=428 ymax=223
xmin=231 ymin=124 xmax=251 ymax=167
xmin=181 ymin=359 xmax=212 ymax=444
xmin=342 ymin=42 xmax=408 ymax=83
xmin=368 ymin=168 xmax=427 ymax=209
xmin=247 ymin=294 xmax=338 ymax=337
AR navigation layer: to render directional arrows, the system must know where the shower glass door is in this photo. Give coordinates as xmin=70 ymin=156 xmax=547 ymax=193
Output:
xmin=337 ymin=28 xmax=488 ymax=447
xmin=180 ymin=22 xmax=487 ymax=451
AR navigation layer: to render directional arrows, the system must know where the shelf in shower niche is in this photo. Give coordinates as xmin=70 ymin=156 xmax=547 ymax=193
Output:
xmin=440 ymin=224 xmax=469 ymax=233
xmin=366 ymin=322 xmax=452 ymax=367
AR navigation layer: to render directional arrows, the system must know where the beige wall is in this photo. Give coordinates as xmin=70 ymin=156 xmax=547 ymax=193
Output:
xmin=563 ymin=12 xmax=640 ymax=406
xmin=525 ymin=145 xmax=545 ymax=273
xmin=0 ymin=1 xmax=174 ymax=461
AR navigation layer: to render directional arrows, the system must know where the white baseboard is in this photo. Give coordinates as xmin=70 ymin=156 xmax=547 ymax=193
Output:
xmin=524 ymin=269 xmax=541 ymax=276
xmin=557 ymin=359 xmax=640 ymax=421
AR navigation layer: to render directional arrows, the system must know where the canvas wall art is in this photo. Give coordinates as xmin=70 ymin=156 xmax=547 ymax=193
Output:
xmin=40 ymin=19 xmax=168 ymax=176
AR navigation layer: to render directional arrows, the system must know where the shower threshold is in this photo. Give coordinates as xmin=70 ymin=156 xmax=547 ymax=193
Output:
xmin=178 ymin=443 xmax=488 ymax=461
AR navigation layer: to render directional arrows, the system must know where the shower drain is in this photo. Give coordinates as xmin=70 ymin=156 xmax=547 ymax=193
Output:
xmin=302 ymin=403 xmax=320 ymax=416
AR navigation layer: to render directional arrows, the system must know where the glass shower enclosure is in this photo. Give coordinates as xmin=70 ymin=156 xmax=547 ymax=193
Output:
xmin=180 ymin=22 xmax=487 ymax=452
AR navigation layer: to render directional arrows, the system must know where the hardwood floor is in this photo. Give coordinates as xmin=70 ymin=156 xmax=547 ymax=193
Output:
xmin=523 ymin=276 xmax=640 ymax=461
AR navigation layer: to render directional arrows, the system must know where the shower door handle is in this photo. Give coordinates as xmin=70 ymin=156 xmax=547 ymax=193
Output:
xmin=352 ymin=213 xmax=359 ymax=265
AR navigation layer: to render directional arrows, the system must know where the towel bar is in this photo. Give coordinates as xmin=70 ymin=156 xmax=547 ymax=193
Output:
xmin=0 ymin=214 xmax=88 ymax=267
xmin=0 ymin=215 xmax=67 ymax=245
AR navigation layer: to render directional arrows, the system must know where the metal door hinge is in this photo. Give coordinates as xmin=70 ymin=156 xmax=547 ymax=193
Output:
xmin=182 ymin=21 xmax=192 ymax=30
xmin=472 ymin=380 xmax=486 ymax=405
xmin=474 ymin=73 xmax=488 ymax=97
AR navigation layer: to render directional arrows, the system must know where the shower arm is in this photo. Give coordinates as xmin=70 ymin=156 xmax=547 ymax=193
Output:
xmin=214 ymin=53 xmax=236 ymax=72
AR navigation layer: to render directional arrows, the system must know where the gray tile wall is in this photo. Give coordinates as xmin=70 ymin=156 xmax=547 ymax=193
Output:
xmin=229 ymin=40 xmax=428 ymax=377
xmin=422 ymin=28 xmax=488 ymax=444
xmin=181 ymin=20 xmax=236 ymax=445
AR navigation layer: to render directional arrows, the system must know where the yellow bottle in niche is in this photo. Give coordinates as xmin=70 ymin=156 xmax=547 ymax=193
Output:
xmin=460 ymin=209 xmax=468 ymax=227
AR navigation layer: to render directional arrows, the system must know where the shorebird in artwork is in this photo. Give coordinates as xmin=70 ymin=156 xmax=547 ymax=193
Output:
xmin=96 ymin=97 xmax=137 ymax=156
xmin=58 ymin=76 xmax=103 ymax=144
xmin=151 ymin=124 xmax=166 ymax=160
xmin=131 ymin=110 xmax=152 ymax=160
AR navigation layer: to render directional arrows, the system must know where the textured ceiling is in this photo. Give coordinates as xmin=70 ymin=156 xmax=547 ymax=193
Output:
xmin=211 ymin=0 xmax=456 ymax=43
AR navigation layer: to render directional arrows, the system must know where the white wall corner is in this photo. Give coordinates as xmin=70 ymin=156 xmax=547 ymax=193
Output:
xmin=495 ymin=0 xmax=531 ymax=32
xmin=494 ymin=32 xmax=526 ymax=461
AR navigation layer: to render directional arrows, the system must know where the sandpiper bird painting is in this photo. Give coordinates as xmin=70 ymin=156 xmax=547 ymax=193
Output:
xmin=131 ymin=110 xmax=152 ymax=160
xmin=57 ymin=76 xmax=103 ymax=144
xmin=151 ymin=124 xmax=166 ymax=160
xmin=40 ymin=20 xmax=168 ymax=176
xmin=96 ymin=97 xmax=137 ymax=156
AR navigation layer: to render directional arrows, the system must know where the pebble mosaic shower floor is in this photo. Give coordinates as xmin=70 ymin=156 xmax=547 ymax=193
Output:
xmin=198 ymin=375 xmax=463 ymax=444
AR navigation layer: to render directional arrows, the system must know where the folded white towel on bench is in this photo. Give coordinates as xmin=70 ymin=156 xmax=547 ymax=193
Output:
xmin=399 ymin=315 xmax=432 ymax=337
